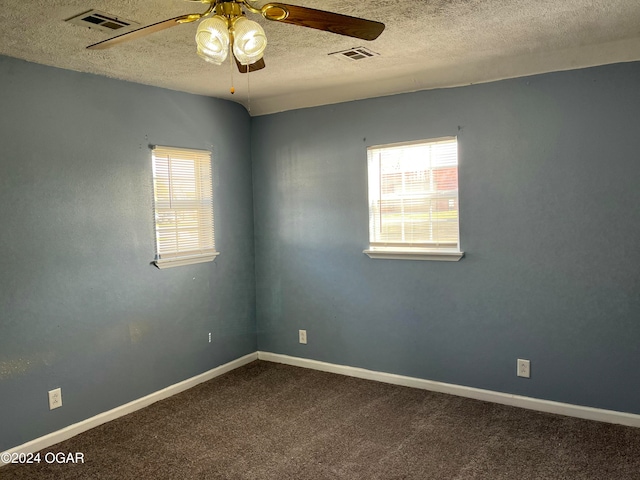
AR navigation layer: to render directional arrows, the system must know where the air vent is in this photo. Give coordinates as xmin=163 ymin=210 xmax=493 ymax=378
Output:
xmin=67 ymin=10 xmax=138 ymax=33
xmin=329 ymin=47 xmax=380 ymax=62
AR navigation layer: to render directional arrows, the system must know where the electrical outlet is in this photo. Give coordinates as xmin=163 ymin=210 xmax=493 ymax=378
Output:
xmin=299 ymin=329 xmax=307 ymax=344
xmin=517 ymin=359 xmax=531 ymax=378
xmin=208 ymin=332 xmax=212 ymax=343
xmin=48 ymin=388 xmax=62 ymax=410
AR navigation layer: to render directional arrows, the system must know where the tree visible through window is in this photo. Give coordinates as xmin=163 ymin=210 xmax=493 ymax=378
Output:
xmin=151 ymin=146 xmax=219 ymax=268
xmin=365 ymin=137 xmax=463 ymax=261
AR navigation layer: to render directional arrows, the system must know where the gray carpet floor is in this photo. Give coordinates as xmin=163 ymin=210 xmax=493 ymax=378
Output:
xmin=3 ymin=360 xmax=640 ymax=479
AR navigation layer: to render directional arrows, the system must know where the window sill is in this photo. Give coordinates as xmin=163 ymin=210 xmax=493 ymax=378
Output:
xmin=153 ymin=252 xmax=220 ymax=269
xmin=363 ymin=248 xmax=464 ymax=262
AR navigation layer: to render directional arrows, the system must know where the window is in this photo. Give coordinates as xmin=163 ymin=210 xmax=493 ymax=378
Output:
xmin=151 ymin=146 xmax=219 ymax=268
xmin=364 ymin=137 xmax=464 ymax=261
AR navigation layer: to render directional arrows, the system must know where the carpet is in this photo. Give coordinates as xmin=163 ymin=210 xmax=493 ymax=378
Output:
xmin=3 ymin=360 xmax=640 ymax=479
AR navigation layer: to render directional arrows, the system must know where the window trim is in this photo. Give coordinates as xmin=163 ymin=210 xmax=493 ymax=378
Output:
xmin=363 ymin=248 xmax=464 ymax=261
xmin=151 ymin=145 xmax=219 ymax=269
xmin=364 ymin=136 xmax=464 ymax=262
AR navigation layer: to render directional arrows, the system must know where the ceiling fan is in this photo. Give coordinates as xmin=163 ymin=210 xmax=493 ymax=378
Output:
xmin=87 ymin=0 xmax=385 ymax=73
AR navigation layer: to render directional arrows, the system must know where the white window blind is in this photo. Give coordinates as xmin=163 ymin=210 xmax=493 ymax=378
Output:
xmin=365 ymin=137 xmax=463 ymax=261
xmin=151 ymin=146 xmax=219 ymax=269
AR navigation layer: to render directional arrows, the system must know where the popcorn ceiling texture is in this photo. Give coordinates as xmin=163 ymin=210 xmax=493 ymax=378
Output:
xmin=2 ymin=0 xmax=640 ymax=115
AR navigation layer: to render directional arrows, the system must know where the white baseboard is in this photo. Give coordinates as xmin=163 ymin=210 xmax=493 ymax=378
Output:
xmin=1 ymin=352 xmax=258 ymax=466
xmin=4 ymin=349 xmax=638 ymax=467
xmin=258 ymin=351 xmax=640 ymax=428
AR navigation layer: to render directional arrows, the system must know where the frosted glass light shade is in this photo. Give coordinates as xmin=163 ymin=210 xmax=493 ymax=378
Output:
xmin=196 ymin=16 xmax=229 ymax=65
xmin=232 ymin=17 xmax=267 ymax=65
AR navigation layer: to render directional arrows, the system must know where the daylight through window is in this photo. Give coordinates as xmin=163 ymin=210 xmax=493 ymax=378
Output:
xmin=365 ymin=137 xmax=463 ymax=261
xmin=151 ymin=146 xmax=219 ymax=268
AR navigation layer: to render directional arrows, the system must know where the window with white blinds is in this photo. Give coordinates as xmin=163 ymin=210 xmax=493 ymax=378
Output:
xmin=151 ymin=146 xmax=219 ymax=268
xmin=364 ymin=137 xmax=464 ymax=261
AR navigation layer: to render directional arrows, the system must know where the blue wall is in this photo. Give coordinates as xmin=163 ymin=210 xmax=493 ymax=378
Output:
xmin=3 ymin=54 xmax=640 ymax=452
xmin=0 ymin=56 xmax=256 ymax=451
xmin=252 ymin=62 xmax=640 ymax=415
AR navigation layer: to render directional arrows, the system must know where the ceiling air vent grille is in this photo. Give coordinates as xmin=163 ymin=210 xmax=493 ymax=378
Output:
xmin=67 ymin=10 xmax=138 ymax=33
xmin=329 ymin=47 xmax=380 ymax=62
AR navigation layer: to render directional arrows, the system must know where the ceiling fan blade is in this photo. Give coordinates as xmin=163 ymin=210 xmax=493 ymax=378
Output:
xmin=87 ymin=15 xmax=192 ymax=50
xmin=235 ymin=57 xmax=266 ymax=74
xmin=261 ymin=3 xmax=385 ymax=41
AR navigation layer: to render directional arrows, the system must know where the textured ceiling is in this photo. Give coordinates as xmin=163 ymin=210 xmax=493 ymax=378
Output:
xmin=2 ymin=0 xmax=640 ymax=115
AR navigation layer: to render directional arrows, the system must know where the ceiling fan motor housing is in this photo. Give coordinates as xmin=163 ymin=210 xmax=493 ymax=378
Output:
xmin=215 ymin=1 xmax=243 ymax=20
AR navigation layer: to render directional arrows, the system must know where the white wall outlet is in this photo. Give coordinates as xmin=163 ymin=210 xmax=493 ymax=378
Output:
xmin=299 ymin=329 xmax=307 ymax=344
xmin=517 ymin=359 xmax=531 ymax=378
xmin=208 ymin=332 xmax=212 ymax=343
xmin=48 ymin=388 xmax=62 ymax=410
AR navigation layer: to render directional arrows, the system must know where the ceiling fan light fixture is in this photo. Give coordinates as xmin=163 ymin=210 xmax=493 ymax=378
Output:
xmin=86 ymin=1 xmax=385 ymax=75
xmin=197 ymin=45 xmax=226 ymax=65
xmin=195 ymin=16 xmax=229 ymax=65
xmin=231 ymin=17 xmax=267 ymax=65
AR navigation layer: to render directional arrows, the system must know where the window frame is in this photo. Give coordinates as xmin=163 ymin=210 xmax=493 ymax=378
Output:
xmin=363 ymin=136 xmax=464 ymax=262
xmin=151 ymin=145 xmax=219 ymax=269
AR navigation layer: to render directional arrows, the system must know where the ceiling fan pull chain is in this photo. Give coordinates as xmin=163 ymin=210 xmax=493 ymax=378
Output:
xmin=229 ymin=42 xmax=235 ymax=95
xmin=247 ymin=67 xmax=251 ymax=114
